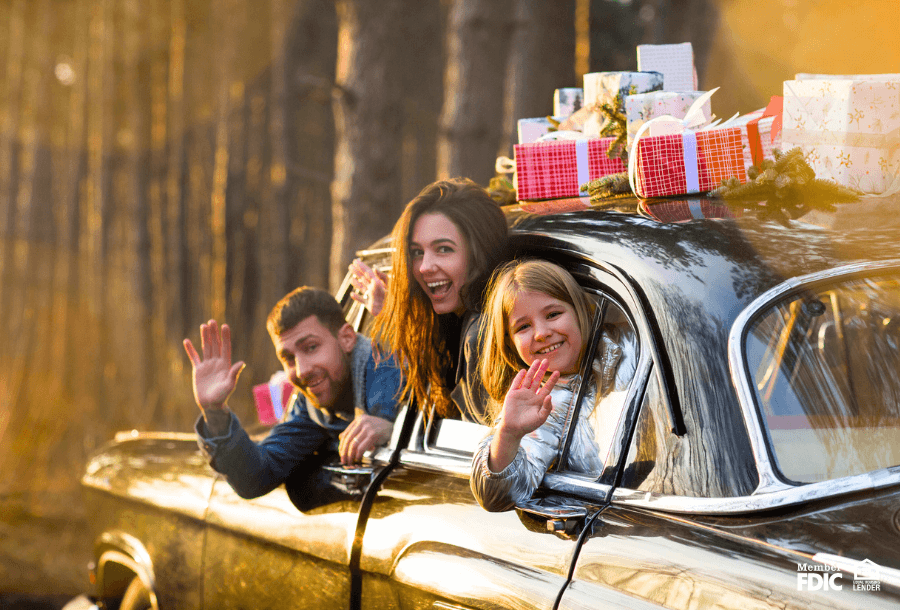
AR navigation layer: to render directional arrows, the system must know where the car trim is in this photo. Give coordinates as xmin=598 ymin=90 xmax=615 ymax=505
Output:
xmin=94 ymin=531 xmax=159 ymax=610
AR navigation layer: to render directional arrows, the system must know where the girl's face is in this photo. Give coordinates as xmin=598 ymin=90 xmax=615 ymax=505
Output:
xmin=410 ymin=212 xmax=469 ymax=315
xmin=508 ymin=290 xmax=583 ymax=375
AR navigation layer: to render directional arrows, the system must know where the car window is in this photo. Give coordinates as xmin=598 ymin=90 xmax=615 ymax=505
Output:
xmin=744 ymin=271 xmax=900 ymax=483
xmin=556 ymin=294 xmax=640 ymax=477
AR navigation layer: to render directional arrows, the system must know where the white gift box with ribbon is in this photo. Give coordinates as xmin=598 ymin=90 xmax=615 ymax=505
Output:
xmin=782 ymin=77 xmax=900 ymax=196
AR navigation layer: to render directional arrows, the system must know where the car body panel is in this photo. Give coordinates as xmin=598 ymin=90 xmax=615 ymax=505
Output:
xmin=77 ymin=195 xmax=900 ymax=609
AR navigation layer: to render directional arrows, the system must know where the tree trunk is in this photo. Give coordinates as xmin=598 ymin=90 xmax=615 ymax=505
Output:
xmin=284 ymin=0 xmax=337 ymax=291
xmin=330 ymin=0 xmax=407 ymax=291
xmin=502 ymin=0 xmax=576 ymax=157
xmin=398 ymin=0 xmax=444 ymax=203
xmin=437 ymin=0 xmax=515 ymax=186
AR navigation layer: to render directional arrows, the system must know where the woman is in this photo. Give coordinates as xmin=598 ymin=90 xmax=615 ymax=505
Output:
xmin=350 ymin=178 xmax=508 ymax=421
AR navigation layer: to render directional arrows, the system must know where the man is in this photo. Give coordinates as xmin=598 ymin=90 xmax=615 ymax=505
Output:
xmin=183 ymin=286 xmax=402 ymax=507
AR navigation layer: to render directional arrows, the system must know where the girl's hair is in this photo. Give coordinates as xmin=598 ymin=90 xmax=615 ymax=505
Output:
xmin=480 ymin=259 xmax=594 ymax=402
xmin=372 ymin=178 xmax=508 ymax=415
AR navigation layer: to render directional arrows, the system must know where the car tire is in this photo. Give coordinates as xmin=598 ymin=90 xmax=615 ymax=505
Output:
xmin=119 ymin=576 xmax=152 ymax=610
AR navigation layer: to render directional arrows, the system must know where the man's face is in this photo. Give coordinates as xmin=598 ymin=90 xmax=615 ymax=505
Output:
xmin=273 ymin=315 xmax=356 ymax=410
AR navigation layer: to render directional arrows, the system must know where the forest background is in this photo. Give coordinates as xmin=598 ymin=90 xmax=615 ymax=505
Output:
xmin=0 ymin=0 xmax=897 ymax=599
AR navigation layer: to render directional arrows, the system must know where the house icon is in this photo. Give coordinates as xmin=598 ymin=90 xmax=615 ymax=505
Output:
xmin=853 ymin=558 xmax=881 ymax=581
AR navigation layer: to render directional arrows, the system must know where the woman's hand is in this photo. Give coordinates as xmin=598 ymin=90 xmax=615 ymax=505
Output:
xmin=487 ymin=359 xmax=559 ymax=472
xmin=348 ymin=258 xmax=388 ymax=316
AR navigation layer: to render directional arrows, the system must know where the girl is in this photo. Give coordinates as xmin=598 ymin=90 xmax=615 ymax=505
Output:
xmin=471 ymin=260 xmax=634 ymax=512
xmin=350 ymin=178 xmax=509 ymax=422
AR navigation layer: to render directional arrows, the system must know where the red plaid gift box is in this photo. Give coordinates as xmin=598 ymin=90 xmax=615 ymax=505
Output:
xmin=514 ymin=137 xmax=626 ymax=201
xmin=253 ymin=372 xmax=294 ymax=425
xmin=631 ymin=113 xmax=779 ymax=198
xmin=517 ymin=196 xmax=593 ymax=215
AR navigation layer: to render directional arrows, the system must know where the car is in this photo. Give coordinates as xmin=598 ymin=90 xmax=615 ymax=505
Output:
xmin=74 ymin=193 xmax=900 ymax=610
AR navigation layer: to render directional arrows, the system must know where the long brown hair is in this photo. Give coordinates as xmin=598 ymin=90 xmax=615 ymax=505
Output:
xmin=480 ymin=260 xmax=594 ymax=403
xmin=372 ymin=178 xmax=508 ymax=415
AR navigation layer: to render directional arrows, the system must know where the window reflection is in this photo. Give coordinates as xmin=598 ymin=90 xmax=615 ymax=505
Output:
xmin=746 ymin=273 xmax=900 ymax=483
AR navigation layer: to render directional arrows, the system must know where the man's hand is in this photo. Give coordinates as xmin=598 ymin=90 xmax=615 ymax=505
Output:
xmin=348 ymin=258 xmax=388 ymax=317
xmin=338 ymin=413 xmax=393 ymax=465
xmin=183 ymin=320 xmax=245 ymax=435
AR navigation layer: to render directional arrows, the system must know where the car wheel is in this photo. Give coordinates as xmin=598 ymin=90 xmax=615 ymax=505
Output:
xmin=119 ymin=576 xmax=152 ymax=610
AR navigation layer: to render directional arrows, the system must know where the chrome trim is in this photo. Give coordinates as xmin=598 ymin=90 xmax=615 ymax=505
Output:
xmin=95 ymin=531 xmax=159 ymax=610
xmin=612 ymin=465 xmax=900 ymax=514
xmin=398 ymin=449 xmax=471 ymax=478
xmin=543 ymin=472 xmax=612 ymax=503
xmin=728 ymin=259 xmax=900 ymax=496
xmin=113 ymin=430 xmax=197 ymax=443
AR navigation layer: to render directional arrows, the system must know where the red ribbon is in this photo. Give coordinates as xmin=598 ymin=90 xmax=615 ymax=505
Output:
xmin=746 ymin=96 xmax=783 ymax=166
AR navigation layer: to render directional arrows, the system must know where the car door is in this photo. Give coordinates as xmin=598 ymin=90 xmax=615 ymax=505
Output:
xmin=200 ymin=250 xmax=393 ymax=609
xmin=358 ymin=263 xmax=649 ymax=610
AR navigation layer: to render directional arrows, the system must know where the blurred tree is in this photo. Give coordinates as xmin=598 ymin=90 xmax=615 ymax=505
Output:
xmin=438 ymin=0 xmax=515 ymax=185
xmin=330 ymin=0 xmax=408 ymax=290
xmin=502 ymin=0 xmax=576 ymax=157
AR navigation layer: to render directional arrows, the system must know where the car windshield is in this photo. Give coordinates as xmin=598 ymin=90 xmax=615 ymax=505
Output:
xmin=745 ymin=271 xmax=900 ymax=484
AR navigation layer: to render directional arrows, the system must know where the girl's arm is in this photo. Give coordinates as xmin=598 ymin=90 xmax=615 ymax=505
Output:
xmin=488 ymin=359 xmax=560 ymax=471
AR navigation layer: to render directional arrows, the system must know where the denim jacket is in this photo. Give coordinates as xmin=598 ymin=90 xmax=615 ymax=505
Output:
xmin=195 ymin=335 xmax=402 ymax=499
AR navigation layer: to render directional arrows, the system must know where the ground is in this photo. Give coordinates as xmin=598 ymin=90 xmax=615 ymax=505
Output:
xmin=0 ymin=491 xmax=93 ymax=609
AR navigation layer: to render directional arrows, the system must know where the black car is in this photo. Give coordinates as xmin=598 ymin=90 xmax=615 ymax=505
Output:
xmin=72 ymin=195 xmax=900 ymax=610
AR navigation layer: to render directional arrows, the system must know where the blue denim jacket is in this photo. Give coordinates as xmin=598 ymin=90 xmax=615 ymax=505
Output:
xmin=195 ymin=335 xmax=402 ymax=499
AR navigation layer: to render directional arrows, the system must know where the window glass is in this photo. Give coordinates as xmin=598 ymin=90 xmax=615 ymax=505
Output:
xmin=559 ymin=298 xmax=639 ymax=476
xmin=745 ymin=273 xmax=900 ymax=483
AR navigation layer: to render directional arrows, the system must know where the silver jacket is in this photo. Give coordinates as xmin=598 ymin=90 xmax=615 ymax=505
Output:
xmin=471 ymin=325 xmax=637 ymax=512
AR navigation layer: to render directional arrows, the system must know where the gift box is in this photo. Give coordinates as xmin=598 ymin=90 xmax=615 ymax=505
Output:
xmin=625 ymin=91 xmax=711 ymax=152
xmin=637 ymin=42 xmax=697 ymax=91
xmin=579 ymin=71 xmax=664 ymax=137
xmin=518 ymin=116 xmax=565 ymax=145
xmin=782 ymin=77 xmax=900 ymax=196
xmin=630 ymin=112 xmax=779 ymax=198
xmin=553 ymin=88 xmax=583 ymax=117
xmin=253 ymin=371 xmax=294 ymax=425
xmin=514 ymin=137 xmax=627 ymax=201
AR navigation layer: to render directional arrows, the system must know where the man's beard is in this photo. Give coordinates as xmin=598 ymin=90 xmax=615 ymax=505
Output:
xmin=298 ymin=350 xmax=353 ymax=414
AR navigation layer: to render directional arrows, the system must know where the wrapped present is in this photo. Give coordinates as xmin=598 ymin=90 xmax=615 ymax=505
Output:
xmin=625 ymin=91 xmax=711 ymax=152
xmin=629 ymin=99 xmax=780 ymax=199
xmin=577 ymin=71 xmax=664 ymax=137
xmin=514 ymin=137 xmax=627 ymax=201
xmin=253 ymin=371 xmax=294 ymax=425
xmin=637 ymin=42 xmax=697 ymax=91
xmin=782 ymin=76 xmax=900 ymax=196
xmin=518 ymin=116 xmax=565 ymax=145
xmin=553 ymin=88 xmax=583 ymax=117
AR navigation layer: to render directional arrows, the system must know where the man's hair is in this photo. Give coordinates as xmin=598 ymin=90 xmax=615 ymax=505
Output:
xmin=480 ymin=259 xmax=593 ymax=403
xmin=267 ymin=286 xmax=347 ymax=339
xmin=372 ymin=177 xmax=509 ymax=416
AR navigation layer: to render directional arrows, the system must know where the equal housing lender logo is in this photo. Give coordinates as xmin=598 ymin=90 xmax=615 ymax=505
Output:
xmin=796 ymin=556 xmax=883 ymax=592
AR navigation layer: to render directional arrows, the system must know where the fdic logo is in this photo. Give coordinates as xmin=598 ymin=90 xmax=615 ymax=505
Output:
xmin=797 ymin=558 xmax=882 ymax=592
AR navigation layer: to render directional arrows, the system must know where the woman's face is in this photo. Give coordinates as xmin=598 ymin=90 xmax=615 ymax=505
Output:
xmin=410 ymin=212 xmax=469 ymax=315
xmin=507 ymin=290 xmax=583 ymax=375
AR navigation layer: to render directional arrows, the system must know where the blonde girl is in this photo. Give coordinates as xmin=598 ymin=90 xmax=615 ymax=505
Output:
xmin=471 ymin=260 xmax=629 ymax=512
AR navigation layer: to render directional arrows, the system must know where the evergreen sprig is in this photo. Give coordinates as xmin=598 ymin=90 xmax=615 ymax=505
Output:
xmin=710 ymin=148 xmax=861 ymax=223
xmin=597 ymin=94 xmax=628 ymax=163
xmin=583 ymin=172 xmax=632 ymax=202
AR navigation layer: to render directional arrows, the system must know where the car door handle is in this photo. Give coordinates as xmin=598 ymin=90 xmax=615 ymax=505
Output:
xmin=321 ymin=463 xmax=373 ymax=494
xmin=515 ymin=499 xmax=588 ymax=537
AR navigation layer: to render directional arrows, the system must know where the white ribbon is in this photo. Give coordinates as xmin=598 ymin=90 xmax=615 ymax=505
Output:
xmin=495 ymin=156 xmax=516 ymax=174
xmin=683 ymin=131 xmax=700 ymax=194
xmin=575 ymin=139 xmax=590 ymax=193
xmin=628 ymin=87 xmax=720 ymax=197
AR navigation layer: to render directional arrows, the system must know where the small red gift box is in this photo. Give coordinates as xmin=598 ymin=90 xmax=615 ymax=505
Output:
xmin=253 ymin=373 xmax=294 ymax=425
xmin=514 ymin=137 xmax=626 ymax=201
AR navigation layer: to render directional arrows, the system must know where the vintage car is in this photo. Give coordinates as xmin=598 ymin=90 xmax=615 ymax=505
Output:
xmin=71 ymin=194 xmax=900 ymax=610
